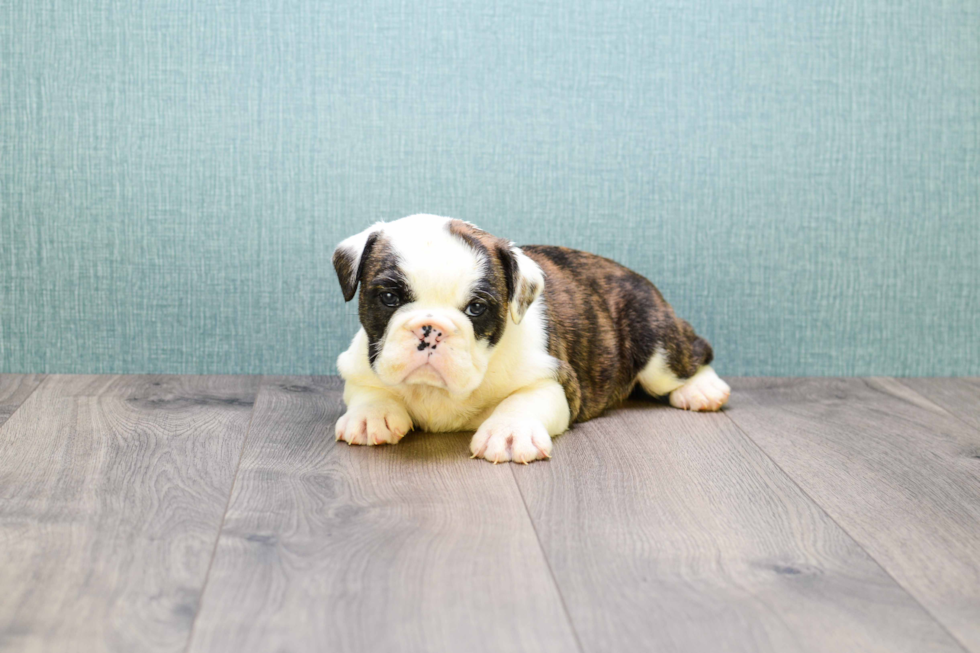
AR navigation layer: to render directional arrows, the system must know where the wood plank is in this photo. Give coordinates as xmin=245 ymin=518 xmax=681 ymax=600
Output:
xmin=0 ymin=374 xmax=45 ymax=426
xmin=897 ymin=378 xmax=980 ymax=432
xmin=511 ymin=397 xmax=965 ymax=653
xmin=187 ymin=377 xmax=579 ymax=653
xmin=725 ymin=377 xmax=980 ymax=652
xmin=0 ymin=374 xmax=261 ymax=653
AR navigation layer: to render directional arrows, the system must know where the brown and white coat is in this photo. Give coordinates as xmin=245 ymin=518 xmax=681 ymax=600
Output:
xmin=334 ymin=214 xmax=730 ymax=463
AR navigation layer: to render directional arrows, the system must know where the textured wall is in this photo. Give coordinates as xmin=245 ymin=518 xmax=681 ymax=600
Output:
xmin=1 ymin=0 xmax=978 ymax=376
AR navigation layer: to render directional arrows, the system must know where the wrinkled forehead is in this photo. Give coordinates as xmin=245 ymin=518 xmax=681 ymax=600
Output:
xmin=375 ymin=216 xmax=486 ymax=305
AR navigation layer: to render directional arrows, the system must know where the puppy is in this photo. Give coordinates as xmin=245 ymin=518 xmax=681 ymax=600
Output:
xmin=333 ymin=214 xmax=730 ymax=463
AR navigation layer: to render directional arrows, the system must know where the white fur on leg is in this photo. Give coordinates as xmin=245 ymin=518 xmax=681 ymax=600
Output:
xmin=636 ymin=347 xmax=685 ymax=396
xmin=335 ymin=392 xmax=413 ymax=445
xmin=669 ymin=366 xmax=731 ymax=412
xmin=469 ymin=380 xmax=568 ymax=463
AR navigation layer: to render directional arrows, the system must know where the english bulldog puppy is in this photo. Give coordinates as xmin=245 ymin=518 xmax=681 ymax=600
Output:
xmin=333 ymin=214 xmax=730 ymax=463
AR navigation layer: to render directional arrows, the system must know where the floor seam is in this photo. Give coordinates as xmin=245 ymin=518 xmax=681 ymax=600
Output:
xmin=0 ymin=374 xmax=50 ymax=430
xmin=719 ymin=400 xmax=973 ymax=653
xmin=182 ymin=375 xmax=264 ymax=653
xmin=508 ymin=464 xmax=589 ymax=653
xmin=890 ymin=377 xmax=980 ymax=436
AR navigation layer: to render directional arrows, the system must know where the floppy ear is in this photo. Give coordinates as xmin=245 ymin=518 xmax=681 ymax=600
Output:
xmin=499 ymin=244 xmax=544 ymax=324
xmin=332 ymin=224 xmax=382 ymax=302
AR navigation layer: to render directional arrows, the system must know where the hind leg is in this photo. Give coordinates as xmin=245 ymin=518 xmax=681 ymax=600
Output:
xmin=637 ymin=352 xmax=730 ymax=412
xmin=666 ymin=365 xmax=730 ymax=411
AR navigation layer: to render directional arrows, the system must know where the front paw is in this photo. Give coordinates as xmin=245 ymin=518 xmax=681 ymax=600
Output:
xmin=470 ymin=417 xmax=553 ymax=464
xmin=335 ymin=402 xmax=412 ymax=446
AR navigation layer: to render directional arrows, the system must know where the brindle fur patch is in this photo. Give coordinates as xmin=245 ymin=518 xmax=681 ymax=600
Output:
xmin=553 ymin=359 xmax=583 ymax=422
xmin=522 ymin=246 xmax=713 ymax=422
xmin=333 ymin=232 xmax=380 ymax=303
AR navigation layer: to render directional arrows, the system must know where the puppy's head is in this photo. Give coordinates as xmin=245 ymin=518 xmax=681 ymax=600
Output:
xmin=333 ymin=214 xmax=543 ymax=397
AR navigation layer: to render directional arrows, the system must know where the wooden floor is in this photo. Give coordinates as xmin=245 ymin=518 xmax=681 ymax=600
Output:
xmin=1 ymin=375 xmax=978 ymax=653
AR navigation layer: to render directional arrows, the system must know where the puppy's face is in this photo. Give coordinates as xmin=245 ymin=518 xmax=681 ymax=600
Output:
xmin=334 ymin=215 xmax=543 ymax=397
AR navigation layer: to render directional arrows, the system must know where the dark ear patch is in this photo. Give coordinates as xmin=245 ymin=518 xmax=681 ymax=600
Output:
xmin=496 ymin=243 xmax=518 ymax=304
xmin=333 ymin=232 xmax=379 ymax=302
xmin=495 ymin=243 xmax=538 ymax=321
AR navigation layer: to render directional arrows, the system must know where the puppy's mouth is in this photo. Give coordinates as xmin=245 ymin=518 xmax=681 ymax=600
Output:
xmin=373 ymin=323 xmax=483 ymax=398
xmin=397 ymin=339 xmax=450 ymax=387
xmin=402 ymin=359 xmax=448 ymax=388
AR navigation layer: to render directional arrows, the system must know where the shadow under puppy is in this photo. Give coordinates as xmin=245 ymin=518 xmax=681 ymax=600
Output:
xmin=333 ymin=214 xmax=730 ymax=463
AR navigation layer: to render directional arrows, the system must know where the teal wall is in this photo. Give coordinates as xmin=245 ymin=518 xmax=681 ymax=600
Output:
xmin=2 ymin=0 xmax=978 ymax=376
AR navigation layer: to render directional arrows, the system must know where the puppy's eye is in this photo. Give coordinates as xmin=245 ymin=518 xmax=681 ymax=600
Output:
xmin=379 ymin=291 xmax=401 ymax=307
xmin=464 ymin=301 xmax=487 ymax=317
